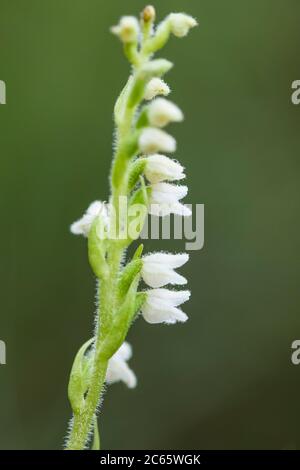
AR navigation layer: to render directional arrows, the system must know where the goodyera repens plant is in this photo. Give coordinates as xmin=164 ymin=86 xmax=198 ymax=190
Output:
xmin=65 ymin=6 xmax=197 ymax=450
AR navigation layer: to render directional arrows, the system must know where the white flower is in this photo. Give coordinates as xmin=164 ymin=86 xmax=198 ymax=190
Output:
xmin=142 ymin=252 xmax=189 ymax=288
xmin=148 ymin=98 xmax=183 ymax=128
xmin=105 ymin=342 xmax=137 ymax=388
xmin=149 ymin=182 xmax=192 ymax=216
xmin=144 ymin=154 xmax=185 ymax=183
xmin=139 ymin=128 xmax=176 ymax=154
xmin=144 ymin=78 xmax=170 ymax=101
xmin=111 ymin=16 xmax=140 ymax=43
xmin=169 ymin=13 xmax=198 ymax=38
xmin=141 ymin=288 xmax=190 ymax=324
xmin=70 ymin=201 xmax=108 ymax=237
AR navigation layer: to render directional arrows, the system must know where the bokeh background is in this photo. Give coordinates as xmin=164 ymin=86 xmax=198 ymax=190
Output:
xmin=1 ymin=0 xmax=300 ymax=450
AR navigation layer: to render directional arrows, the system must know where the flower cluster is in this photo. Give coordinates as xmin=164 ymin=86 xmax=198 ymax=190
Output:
xmin=66 ymin=6 xmax=197 ymax=450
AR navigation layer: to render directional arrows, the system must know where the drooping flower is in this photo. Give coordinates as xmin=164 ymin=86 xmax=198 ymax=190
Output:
xmin=111 ymin=16 xmax=140 ymax=43
xmin=142 ymin=252 xmax=189 ymax=288
xmin=144 ymin=78 xmax=170 ymax=101
xmin=149 ymin=182 xmax=191 ymax=216
xmin=105 ymin=342 xmax=137 ymax=388
xmin=168 ymin=13 xmax=198 ymax=38
xmin=144 ymin=154 xmax=185 ymax=183
xmin=70 ymin=201 xmax=108 ymax=237
xmin=141 ymin=288 xmax=190 ymax=324
xmin=148 ymin=98 xmax=183 ymax=128
xmin=139 ymin=127 xmax=176 ymax=154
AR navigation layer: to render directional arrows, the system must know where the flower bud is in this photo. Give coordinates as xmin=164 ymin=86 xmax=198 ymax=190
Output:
xmin=169 ymin=13 xmax=198 ymax=38
xmin=144 ymin=78 xmax=170 ymax=101
xmin=111 ymin=16 xmax=140 ymax=43
xmin=139 ymin=128 xmax=176 ymax=154
xmin=142 ymin=5 xmax=156 ymax=23
xmin=144 ymin=154 xmax=185 ymax=183
xmin=148 ymin=98 xmax=183 ymax=127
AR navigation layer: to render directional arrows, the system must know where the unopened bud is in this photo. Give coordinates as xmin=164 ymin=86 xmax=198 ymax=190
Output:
xmin=142 ymin=5 xmax=156 ymax=23
xmin=111 ymin=16 xmax=140 ymax=43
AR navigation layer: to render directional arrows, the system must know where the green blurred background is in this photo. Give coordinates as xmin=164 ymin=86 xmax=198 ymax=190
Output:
xmin=1 ymin=0 xmax=300 ymax=450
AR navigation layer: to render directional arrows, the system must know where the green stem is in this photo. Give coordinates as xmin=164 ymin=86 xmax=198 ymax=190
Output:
xmin=92 ymin=416 xmax=100 ymax=450
xmin=66 ymin=35 xmax=150 ymax=451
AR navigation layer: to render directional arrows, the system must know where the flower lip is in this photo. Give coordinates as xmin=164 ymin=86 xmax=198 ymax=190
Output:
xmin=105 ymin=342 xmax=137 ymax=388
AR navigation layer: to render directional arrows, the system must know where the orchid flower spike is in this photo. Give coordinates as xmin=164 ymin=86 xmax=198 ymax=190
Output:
xmin=142 ymin=252 xmax=189 ymax=288
xmin=141 ymin=288 xmax=191 ymax=324
xmin=70 ymin=201 xmax=108 ymax=237
xmin=105 ymin=342 xmax=137 ymax=388
xmin=66 ymin=5 xmax=197 ymax=451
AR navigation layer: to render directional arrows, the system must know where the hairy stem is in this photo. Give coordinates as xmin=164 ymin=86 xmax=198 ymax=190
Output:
xmin=66 ymin=71 xmax=143 ymax=453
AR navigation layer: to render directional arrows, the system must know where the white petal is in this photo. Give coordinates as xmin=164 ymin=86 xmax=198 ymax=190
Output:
xmin=142 ymin=302 xmax=188 ymax=324
xmin=143 ymin=252 xmax=189 ymax=268
xmin=148 ymin=288 xmax=191 ymax=307
xmin=142 ymin=264 xmax=187 ymax=288
xmin=169 ymin=13 xmax=198 ymax=38
xmin=87 ymin=201 xmax=104 ymax=216
xmin=70 ymin=200 xmax=108 ymax=237
xmin=139 ymin=128 xmax=176 ymax=154
xmin=169 ymin=202 xmax=192 ymax=217
xmin=70 ymin=213 xmax=94 ymax=237
xmin=144 ymin=78 xmax=170 ymax=101
xmin=148 ymin=98 xmax=183 ymax=128
xmin=116 ymin=341 xmax=132 ymax=361
xmin=105 ymin=342 xmax=137 ymax=389
xmin=111 ymin=16 xmax=140 ymax=43
xmin=151 ymin=183 xmax=188 ymax=203
xmin=145 ymin=154 xmax=185 ymax=183
xmin=106 ymin=358 xmax=137 ymax=388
